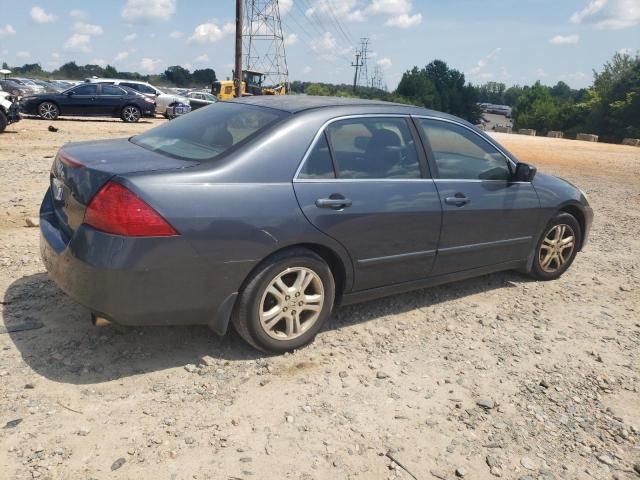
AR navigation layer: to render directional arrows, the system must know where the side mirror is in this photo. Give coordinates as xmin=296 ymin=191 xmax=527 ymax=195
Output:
xmin=514 ymin=162 xmax=537 ymax=182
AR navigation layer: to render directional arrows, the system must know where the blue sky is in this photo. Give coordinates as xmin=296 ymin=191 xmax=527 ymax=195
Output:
xmin=0 ymin=0 xmax=638 ymax=89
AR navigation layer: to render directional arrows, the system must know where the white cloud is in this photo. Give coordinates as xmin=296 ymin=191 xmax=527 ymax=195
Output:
xmin=570 ymin=0 xmax=640 ymax=30
xmin=169 ymin=30 xmax=183 ymax=39
xmin=306 ymin=0 xmax=365 ymax=23
xmin=31 ymin=6 xmax=57 ymax=24
xmin=74 ymin=22 xmax=104 ymax=36
xmin=303 ymin=66 xmax=312 ymax=74
xmin=91 ymin=58 xmax=107 ymax=67
xmin=51 ymin=52 xmax=60 ymax=59
xmin=549 ymin=34 xmax=579 ymax=45
xmin=69 ymin=9 xmax=87 ymax=19
xmin=367 ymin=0 xmax=413 ymax=15
xmin=16 ymin=51 xmax=31 ymax=59
xmin=140 ymin=57 xmax=163 ymax=72
xmin=124 ymin=33 xmax=138 ymax=41
xmin=64 ymin=34 xmax=92 ymax=53
xmin=122 ymin=0 xmax=176 ymax=24
xmin=317 ymin=31 xmax=337 ymax=50
xmin=617 ymin=47 xmax=633 ymax=54
xmin=385 ymin=13 xmax=422 ymax=28
xmin=279 ymin=0 xmax=293 ymax=15
xmin=535 ymin=68 xmax=548 ymax=78
xmin=0 ymin=24 xmax=16 ymax=38
xmin=114 ymin=51 xmax=130 ymax=62
xmin=195 ymin=53 xmax=209 ymax=63
xmin=189 ymin=21 xmax=235 ymax=43
xmin=469 ymin=47 xmax=502 ymax=75
xmin=377 ymin=57 xmax=392 ymax=69
xmin=284 ymin=33 xmax=298 ymax=46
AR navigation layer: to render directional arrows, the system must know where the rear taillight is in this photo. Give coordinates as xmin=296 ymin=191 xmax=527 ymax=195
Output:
xmin=84 ymin=181 xmax=178 ymax=237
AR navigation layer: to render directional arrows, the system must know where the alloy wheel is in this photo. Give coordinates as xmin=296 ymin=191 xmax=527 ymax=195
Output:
xmin=539 ymin=224 xmax=575 ymax=273
xmin=39 ymin=103 xmax=58 ymax=119
xmin=123 ymin=106 xmax=140 ymax=122
xmin=259 ymin=267 xmax=324 ymax=340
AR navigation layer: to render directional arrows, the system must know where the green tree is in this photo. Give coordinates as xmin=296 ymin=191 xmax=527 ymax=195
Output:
xmin=512 ymin=81 xmax=560 ymax=132
xmin=305 ymin=83 xmax=331 ymax=96
xmin=192 ymin=68 xmax=217 ymax=86
xmin=163 ymin=65 xmax=192 ymax=87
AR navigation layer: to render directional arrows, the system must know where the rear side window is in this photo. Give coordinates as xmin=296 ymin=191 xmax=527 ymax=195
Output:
xmin=131 ymin=102 xmax=287 ymax=161
xmin=418 ymin=119 xmax=511 ymax=181
xmin=102 ymin=85 xmax=125 ymax=96
xmin=298 ymin=133 xmax=335 ymax=179
xmin=326 ymin=118 xmax=420 ymax=179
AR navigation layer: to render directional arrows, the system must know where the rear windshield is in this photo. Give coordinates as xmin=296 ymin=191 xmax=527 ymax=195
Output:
xmin=131 ymin=102 xmax=287 ymax=161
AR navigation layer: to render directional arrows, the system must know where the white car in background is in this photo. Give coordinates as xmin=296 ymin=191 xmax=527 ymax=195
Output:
xmin=86 ymin=78 xmax=190 ymax=116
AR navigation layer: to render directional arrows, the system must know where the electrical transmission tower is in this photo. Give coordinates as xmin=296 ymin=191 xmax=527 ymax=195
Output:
xmin=370 ymin=65 xmax=384 ymax=90
xmin=243 ymin=0 xmax=289 ymax=87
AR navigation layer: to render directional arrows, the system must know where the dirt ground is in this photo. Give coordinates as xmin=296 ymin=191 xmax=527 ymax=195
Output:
xmin=0 ymin=117 xmax=639 ymax=480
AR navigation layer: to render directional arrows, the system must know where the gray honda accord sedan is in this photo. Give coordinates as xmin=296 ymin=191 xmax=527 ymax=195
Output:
xmin=40 ymin=96 xmax=593 ymax=352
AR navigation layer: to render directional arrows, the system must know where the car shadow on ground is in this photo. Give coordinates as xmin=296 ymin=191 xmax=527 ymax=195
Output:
xmin=21 ymin=115 xmax=155 ymax=124
xmin=3 ymin=270 xmax=532 ymax=385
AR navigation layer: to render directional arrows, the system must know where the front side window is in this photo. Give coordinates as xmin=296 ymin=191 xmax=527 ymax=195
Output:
xmin=71 ymin=84 xmax=98 ymax=95
xmin=326 ymin=118 xmax=420 ymax=179
xmin=418 ymin=119 xmax=511 ymax=181
xmin=131 ymin=102 xmax=287 ymax=161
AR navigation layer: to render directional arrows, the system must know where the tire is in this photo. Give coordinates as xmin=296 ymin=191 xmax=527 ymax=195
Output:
xmin=38 ymin=102 xmax=59 ymax=120
xmin=121 ymin=105 xmax=141 ymax=123
xmin=529 ymin=212 xmax=581 ymax=281
xmin=232 ymin=248 xmax=335 ymax=353
xmin=0 ymin=110 xmax=7 ymax=133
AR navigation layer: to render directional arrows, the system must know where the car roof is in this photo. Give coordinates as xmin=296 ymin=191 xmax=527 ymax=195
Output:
xmin=225 ymin=95 xmax=455 ymax=119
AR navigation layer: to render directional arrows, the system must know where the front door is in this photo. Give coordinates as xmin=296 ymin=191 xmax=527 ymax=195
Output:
xmin=64 ymin=84 xmax=99 ymax=115
xmin=294 ymin=116 xmax=442 ymax=291
xmin=414 ymin=117 xmax=542 ymax=275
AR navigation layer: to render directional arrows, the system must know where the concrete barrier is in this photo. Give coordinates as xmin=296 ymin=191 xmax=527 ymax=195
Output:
xmin=622 ymin=138 xmax=640 ymax=147
xmin=576 ymin=133 xmax=598 ymax=142
xmin=518 ymin=129 xmax=536 ymax=136
xmin=547 ymin=131 xmax=564 ymax=138
xmin=494 ymin=126 xmax=512 ymax=133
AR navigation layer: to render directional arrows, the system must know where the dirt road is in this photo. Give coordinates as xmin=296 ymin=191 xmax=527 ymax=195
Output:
xmin=1 ymin=118 xmax=639 ymax=479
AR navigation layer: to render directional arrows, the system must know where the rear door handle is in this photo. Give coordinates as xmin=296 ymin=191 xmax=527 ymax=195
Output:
xmin=445 ymin=195 xmax=470 ymax=206
xmin=315 ymin=196 xmax=352 ymax=210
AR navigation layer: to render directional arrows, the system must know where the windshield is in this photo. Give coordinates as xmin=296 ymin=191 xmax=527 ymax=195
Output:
xmin=131 ymin=102 xmax=287 ymax=161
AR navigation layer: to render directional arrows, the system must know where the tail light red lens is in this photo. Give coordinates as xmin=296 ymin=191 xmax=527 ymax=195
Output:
xmin=84 ymin=181 xmax=178 ymax=237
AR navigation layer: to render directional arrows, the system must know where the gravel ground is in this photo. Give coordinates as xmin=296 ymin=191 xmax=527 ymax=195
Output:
xmin=0 ymin=118 xmax=639 ymax=480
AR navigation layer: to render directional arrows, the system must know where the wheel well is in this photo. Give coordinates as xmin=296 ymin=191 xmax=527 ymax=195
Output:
xmin=559 ymin=205 xmax=586 ymax=251
xmin=240 ymin=243 xmax=348 ymax=307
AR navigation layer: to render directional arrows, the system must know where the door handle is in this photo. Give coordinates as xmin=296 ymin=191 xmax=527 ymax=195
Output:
xmin=445 ymin=195 xmax=470 ymax=206
xmin=315 ymin=196 xmax=352 ymax=210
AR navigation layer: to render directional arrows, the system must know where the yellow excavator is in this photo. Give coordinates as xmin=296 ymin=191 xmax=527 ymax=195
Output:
xmin=211 ymin=69 xmax=286 ymax=100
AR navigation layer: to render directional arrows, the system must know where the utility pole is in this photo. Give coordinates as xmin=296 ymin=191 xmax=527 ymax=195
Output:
xmin=234 ymin=0 xmax=243 ymax=98
xmin=351 ymin=52 xmax=362 ymax=93
xmin=358 ymin=38 xmax=369 ymax=88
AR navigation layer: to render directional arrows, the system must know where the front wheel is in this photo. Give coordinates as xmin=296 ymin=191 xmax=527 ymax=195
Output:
xmin=121 ymin=105 xmax=141 ymax=123
xmin=232 ymin=249 xmax=335 ymax=353
xmin=38 ymin=102 xmax=59 ymax=120
xmin=529 ymin=212 xmax=581 ymax=280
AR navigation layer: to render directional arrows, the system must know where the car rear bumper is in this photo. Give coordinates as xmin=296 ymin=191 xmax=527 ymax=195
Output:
xmin=39 ymin=188 xmax=239 ymax=332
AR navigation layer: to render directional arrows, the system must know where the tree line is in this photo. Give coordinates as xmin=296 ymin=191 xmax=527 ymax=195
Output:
xmin=1 ymin=61 xmax=218 ymax=88
xmin=3 ymin=51 xmax=638 ymax=142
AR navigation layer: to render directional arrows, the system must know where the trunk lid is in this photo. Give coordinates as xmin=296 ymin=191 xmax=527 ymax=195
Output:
xmin=50 ymin=138 xmax=198 ymax=237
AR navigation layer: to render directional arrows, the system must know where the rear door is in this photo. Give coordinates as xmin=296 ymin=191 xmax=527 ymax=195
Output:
xmin=414 ymin=117 xmax=541 ymax=275
xmin=293 ymin=116 xmax=442 ymax=291
xmin=97 ymin=84 xmax=127 ymax=115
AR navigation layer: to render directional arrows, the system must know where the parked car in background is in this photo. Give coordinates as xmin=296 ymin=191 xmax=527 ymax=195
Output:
xmin=20 ymin=83 xmax=155 ymax=122
xmin=0 ymin=79 xmax=29 ymax=97
xmin=86 ymin=78 xmax=189 ymax=116
xmin=184 ymin=91 xmax=216 ymax=110
xmin=0 ymin=90 xmax=21 ymax=132
xmin=39 ymin=96 xmax=593 ymax=353
xmin=31 ymin=79 xmax=63 ymax=92
xmin=6 ymin=77 xmax=45 ymax=94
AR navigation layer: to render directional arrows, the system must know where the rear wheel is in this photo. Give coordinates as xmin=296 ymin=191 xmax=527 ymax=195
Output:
xmin=38 ymin=102 xmax=59 ymax=120
xmin=121 ymin=105 xmax=141 ymax=123
xmin=529 ymin=212 xmax=581 ymax=280
xmin=232 ymin=249 xmax=335 ymax=353
xmin=0 ymin=110 xmax=7 ymax=133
